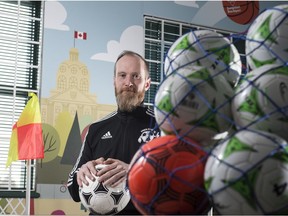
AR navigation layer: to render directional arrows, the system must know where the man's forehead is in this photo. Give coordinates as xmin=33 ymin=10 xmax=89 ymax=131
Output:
xmin=116 ymin=59 xmax=144 ymax=71
xmin=117 ymin=54 xmax=141 ymax=64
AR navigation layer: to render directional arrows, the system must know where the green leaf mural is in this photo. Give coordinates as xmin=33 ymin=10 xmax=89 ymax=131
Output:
xmin=41 ymin=123 xmax=61 ymax=164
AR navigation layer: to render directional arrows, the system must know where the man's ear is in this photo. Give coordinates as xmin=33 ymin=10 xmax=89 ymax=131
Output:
xmin=145 ymin=78 xmax=151 ymax=91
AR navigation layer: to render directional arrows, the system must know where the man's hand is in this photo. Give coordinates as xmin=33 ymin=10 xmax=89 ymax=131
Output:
xmin=97 ymin=158 xmax=129 ymax=188
xmin=77 ymin=157 xmax=105 ymax=187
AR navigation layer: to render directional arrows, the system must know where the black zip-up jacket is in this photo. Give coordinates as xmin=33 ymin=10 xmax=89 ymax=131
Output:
xmin=67 ymin=105 xmax=160 ymax=215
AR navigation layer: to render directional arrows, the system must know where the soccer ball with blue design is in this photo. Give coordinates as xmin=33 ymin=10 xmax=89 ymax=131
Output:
xmin=204 ymin=129 xmax=288 ymax=215
xmin=164 ymin=29 xmax=242 ymax=87
xmin=231 ymin=64 xmax=288 ymax=142
xmin=245 ymin=4 xmax=288 ymax=70
xmin=79 ymin=164 xmax=130 ymax=215
xmin=154 ymin=65 xmax=234 ymax=148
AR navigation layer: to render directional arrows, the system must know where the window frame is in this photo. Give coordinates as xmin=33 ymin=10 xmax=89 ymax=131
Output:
xmin=0 ymin=0 xmax=44 ymax=194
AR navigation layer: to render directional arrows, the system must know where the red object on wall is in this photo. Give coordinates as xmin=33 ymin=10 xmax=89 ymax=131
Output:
xmin=222 ymin=0 xmax=259 ymax=25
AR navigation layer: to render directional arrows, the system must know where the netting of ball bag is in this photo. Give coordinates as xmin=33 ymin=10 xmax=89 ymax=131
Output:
xmin=127 ymin=5 xmax=288 ymax=215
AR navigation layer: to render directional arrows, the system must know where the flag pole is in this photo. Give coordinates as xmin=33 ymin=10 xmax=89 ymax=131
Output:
xmin=73 ymin=30 xmax=75 ymax=48
xmin=25 ymin=159 xmax=31 ymax=215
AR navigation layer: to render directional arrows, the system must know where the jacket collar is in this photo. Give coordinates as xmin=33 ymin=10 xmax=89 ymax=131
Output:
xmin=117 ymin=103 xmax=146 ymax=118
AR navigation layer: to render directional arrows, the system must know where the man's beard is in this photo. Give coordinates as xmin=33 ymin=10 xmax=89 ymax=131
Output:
xmin=115 ymin=87 xmax=145 ymax=112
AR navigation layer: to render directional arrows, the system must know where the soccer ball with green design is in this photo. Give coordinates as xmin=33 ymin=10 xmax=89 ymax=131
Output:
xmin=245 ymin=4 xmax=288 ymax=70
xmin=204 ymin=129 xmax=288 ymax=214
xmin=164 ymin=29 xmax=242 ymax=87
xmin=154 ymin=65 xmax=234 ymax=148
xmin=231 ymin=64 xmax=288 ymax=142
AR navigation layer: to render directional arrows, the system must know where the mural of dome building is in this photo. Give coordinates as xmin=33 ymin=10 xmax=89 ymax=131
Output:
xmin=41 ymin=47 xmax=116 ymax=127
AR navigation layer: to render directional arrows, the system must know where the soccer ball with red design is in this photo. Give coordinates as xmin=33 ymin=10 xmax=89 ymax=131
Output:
xmin=127 ymin=135 xmax=211 ymax=215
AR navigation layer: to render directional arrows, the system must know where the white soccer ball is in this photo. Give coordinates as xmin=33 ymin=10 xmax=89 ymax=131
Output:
xmin=231 ymin=64 xmax=288 ymax=142
xmin=246 ymin=4 xmax=288 ymax=70
xmin=154 ymin=65 xmax=234 ymax=148
xmin=164 ymin=29 xmax=242 ymax=87
xmin=79 ymin=164 xmax=130 ymax=215
xmin=204 ymin=129 xmax=288 ymax=215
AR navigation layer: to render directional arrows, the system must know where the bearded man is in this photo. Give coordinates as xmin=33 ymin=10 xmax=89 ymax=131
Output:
xmin=67 ymin=50 xmax=160 ymax=215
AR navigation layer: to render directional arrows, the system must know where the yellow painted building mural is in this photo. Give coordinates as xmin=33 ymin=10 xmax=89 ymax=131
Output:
xmin=36 ymin=47 xmax=116 ymax=215
xmin=41 ymin=47 xmax=116 ymax=128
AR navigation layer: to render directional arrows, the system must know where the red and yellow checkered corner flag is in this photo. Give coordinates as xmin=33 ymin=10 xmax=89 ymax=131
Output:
xmin=6 ymin=92 xmax=44 ymax=167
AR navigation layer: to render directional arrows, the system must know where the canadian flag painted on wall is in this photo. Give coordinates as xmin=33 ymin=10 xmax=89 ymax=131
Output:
xmin=74 ymin=31 xmax=87 ymax=40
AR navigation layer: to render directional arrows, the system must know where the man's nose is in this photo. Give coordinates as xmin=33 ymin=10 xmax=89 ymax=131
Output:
xmin=124 ymin=76 xmax=133 ymax=86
